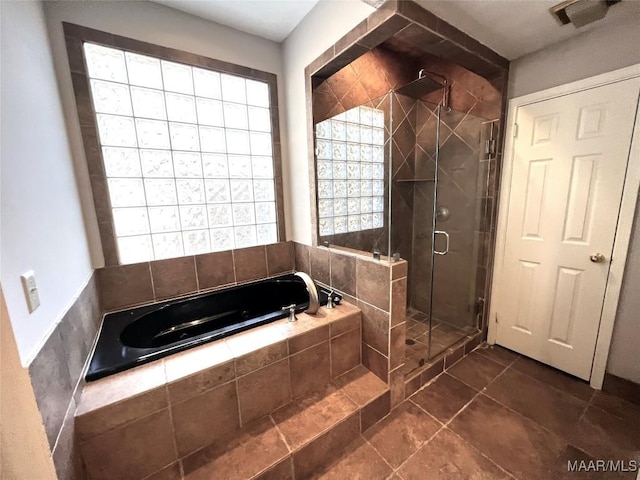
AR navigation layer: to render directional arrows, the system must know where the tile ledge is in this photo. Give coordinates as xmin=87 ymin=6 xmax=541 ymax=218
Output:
xmin=76 ymin=302 xmax=362 ymax=417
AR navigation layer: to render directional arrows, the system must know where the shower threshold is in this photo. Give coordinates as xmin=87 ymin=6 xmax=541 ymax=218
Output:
xmin=403 ymin=308 xmax=477 ymax=378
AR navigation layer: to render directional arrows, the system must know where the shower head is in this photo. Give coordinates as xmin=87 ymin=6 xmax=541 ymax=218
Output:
xmin=395 ymin=70 xmax=450 ymax=111
xmin=395 ymin=76 xmax=442 ymax=99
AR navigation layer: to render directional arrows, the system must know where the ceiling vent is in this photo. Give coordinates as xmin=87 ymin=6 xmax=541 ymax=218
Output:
xmin=550 ymin=0 xmax=621 ymax=28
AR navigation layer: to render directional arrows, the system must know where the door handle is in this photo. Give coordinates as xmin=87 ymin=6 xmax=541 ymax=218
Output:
xmin=434 ymin=230 xmax=449 ymax=255
xmin=589 ymin=253 xmax=606 ymax=263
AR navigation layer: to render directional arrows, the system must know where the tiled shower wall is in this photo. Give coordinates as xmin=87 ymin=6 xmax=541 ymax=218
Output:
xmin=409 ymin=102 xmax=486 ymax=328
xmin=28 ymin=275 xmax=102 ymax=480
xmin=294 ymin=242 xmax=408 ymax=407
xmin=386 ymin=55 xmax=504 ymax=330
xmin=312 ymin=44 xmax=504 ymax=331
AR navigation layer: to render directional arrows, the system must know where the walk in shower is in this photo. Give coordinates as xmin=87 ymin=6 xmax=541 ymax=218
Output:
xmin=390 ymin=73 xmax=498 ymax=376
xmin=313 ymin=59 xmax=501 ymax=379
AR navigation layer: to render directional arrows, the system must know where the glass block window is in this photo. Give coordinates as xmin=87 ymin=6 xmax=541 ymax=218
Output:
xmin=83 ymin=42 xmax=277 ymax=264
xmin=315 ymin=106 xmax=385 ymax=236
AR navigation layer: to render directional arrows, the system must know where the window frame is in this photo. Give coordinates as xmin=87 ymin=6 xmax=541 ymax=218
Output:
xmin=63 ymin=22 xmax=285 ymax=265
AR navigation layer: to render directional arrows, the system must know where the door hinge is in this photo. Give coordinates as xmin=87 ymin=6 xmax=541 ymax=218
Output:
xmin=495 ymin=314 xmax=499 ymax=324
xmin=513 ymin=123 xmax=519 ymax=139
xmin=484 ymin=139 xmax=497 ymax=158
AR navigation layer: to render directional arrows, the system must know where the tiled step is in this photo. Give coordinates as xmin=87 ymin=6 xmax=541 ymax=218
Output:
xmin=183 ymin=366 xmax=389 ymax=480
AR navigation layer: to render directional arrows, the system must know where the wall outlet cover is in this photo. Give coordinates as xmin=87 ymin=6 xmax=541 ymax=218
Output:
xmin=20 ymin=270 xmax=40 ymax=313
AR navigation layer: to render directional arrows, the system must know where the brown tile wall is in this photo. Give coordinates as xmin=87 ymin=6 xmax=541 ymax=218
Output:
xmin=294 ymin=242 xmax=408 ymax=407
xmin=313 ymin=49 xmax=415 ymax=124
xmin=76 ymin=310 xmax=362 ymax=479
xmin=28 ymin=274 xmax=102 ymax=480
xmin=96 ymin=241 xmax=295 ymax=312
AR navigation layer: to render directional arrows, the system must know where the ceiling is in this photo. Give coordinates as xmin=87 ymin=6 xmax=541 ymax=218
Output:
xmin=152 ymin=0 xmax=320 ymax=42
xmin=413 ymin=0 xmax=638 ymax=60
xmin=152 ymin=0 xmax=638 ymax=60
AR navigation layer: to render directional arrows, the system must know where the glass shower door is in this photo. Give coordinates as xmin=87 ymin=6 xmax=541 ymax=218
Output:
xmin=427 ymin=107 xmax=486 ymax=359
xmin=389 ymin=88 xmax=488 ymax=377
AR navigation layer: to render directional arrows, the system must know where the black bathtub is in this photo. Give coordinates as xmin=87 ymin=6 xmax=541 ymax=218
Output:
xmin=86 ymin=273 xmax=340 ymax=381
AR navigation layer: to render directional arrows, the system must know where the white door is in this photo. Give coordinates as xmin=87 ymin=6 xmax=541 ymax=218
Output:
xmin=494 ymin=78 xmax=640 ymax=380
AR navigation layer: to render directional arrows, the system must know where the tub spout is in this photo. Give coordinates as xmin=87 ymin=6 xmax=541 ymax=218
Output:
xmin=294 ymin=271 xmax=320 ymax=314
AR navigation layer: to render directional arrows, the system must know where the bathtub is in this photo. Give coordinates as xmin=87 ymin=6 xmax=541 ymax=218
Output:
xmin=86 ymin=273 xmax=340 ymax=381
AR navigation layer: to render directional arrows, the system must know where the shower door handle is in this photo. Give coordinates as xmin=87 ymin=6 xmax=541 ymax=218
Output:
xmin=434 ymin=231 xmax=449 ymax=255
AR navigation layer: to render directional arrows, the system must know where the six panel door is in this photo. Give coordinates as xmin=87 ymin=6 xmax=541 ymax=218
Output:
xmin=495 ymin=78 xmax=640 ymax=380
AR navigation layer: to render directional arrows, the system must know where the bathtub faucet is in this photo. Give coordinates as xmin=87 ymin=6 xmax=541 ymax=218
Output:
xmin=294 ymin=272 xmax=320 ymax=314
xmin=282 ymin=304 xmax=297 ymax=322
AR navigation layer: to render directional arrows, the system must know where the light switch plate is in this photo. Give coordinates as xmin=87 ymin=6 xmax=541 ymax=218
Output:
xmin=21 ymin=270 xmax=40 ymax=313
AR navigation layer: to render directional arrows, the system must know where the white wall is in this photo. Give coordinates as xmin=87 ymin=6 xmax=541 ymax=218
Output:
xmin=282 ymin=0 xmax=374 ymax=244
xmin=507 ymin=13 xmax=640 ymax=99
xmin=0 ymin=0 xmax=94 ymax=364
xmin=507 ymin=19 xmax=640 ymax=383
xmin=42 ymin=0 xmax=285 ymax=259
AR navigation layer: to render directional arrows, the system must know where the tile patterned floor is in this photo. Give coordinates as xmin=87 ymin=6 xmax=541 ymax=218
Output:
xmin=315 ymin=344 xmax=640 ymax=479
xmin=403 ymin=307 xmax=476 ymax=377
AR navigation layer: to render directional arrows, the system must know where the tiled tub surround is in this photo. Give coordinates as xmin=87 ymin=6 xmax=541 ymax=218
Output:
xmin=75 ymin=303 xmax=381 ymax=480
xmin=27 ymin=241 xmax=294 ymax=480
xmin=28 ymin=274 xmax=102 ymax=480
xmin=293 ymin=242 xmax=408 ymax=408
xmin=96 ymin=241 xmax=295 ymax=312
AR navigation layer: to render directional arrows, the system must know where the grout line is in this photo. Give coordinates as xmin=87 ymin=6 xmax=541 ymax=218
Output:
xmin=577 ymin=386 xmax=595 ymax=423
xmin=148 ymin=262 xmax=157 ymax=302
xmin=270 ymin=415 xmax=292 ymax=454
xmin=178 ymin=458 xmax=185 ymax=479
xmin=390 ymin=415 xmax=446 ymax=474
xmin=473 ymin=344 xmax=520 ymax=368
xmin=164 ymin=385 xmax=181 ymax=472
xmin=390 ymin=371 xmax=495 ymax=469
xmin=192 ymin=256 xmax=200 ymax=292
xmin=499 ymin=353 xmax=595 ymax=404
xmin=361 ymin=433 xmax=397 ymax=472
xmin=474 ymin=389 xmax=583 ymax=451
xmin=231 ymin=250 xmax=238 ymax=284
xmin=263 ymin=245 xmax=269 ymax=277
xmin=445 ymin=428 xmax=518 ymax=480
xmin=233 ymin=366 xmax=244 ymax=428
